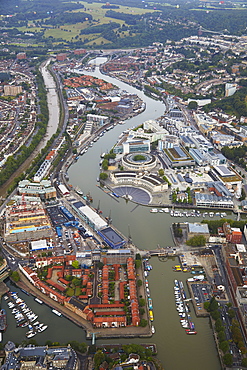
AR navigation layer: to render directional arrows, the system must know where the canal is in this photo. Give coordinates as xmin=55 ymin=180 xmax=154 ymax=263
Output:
xmin=1 ymin=58 xmax=221 ymax=369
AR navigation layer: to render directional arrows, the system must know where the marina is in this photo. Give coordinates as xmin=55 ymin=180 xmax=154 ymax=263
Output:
xmin=150 ymin=209 xmax=228 ymax=218
xmin=174 ymin=280 xmax=197 ymax=335
xmin=5 ymin=292 xmax=47 ymax=338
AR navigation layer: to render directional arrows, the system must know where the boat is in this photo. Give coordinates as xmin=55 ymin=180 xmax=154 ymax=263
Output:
xmin=34 ymin=298 xmax=43 ymax=305
xmin=20 ymin=289 xmax=29 ymax=296
xmin=148 ymin=298 xmax=153 ymax=310
xmin=150 ymin=208 xmax=158 ymax=213
xmin=75 ymin=187 xmax=83 ymax=196
xmin=0 ymin=309 xmax=7 ymax=332
xmin=37 ymin=324 xmax=48 ymax=332
xmin=186 ymin=330 xmax=197 ymax=335
xmin=149 ymin=310 xmax=154 ymax=321
xmin=151 ymin=325 xmax=155 ymax=334
xmin=52 ymin=309 xmax=62 ymax=317
xmin=26 ymin=330 xmax=37 ymax=338
xmin=101 ymin=152 xmax=106 ymax=158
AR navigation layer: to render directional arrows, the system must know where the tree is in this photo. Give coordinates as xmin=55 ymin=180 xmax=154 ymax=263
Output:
xmin=188 ymin=101 xmax=198 ymax=110
xmin=139 ymin=318 xmax=148 ymax=327
xmin=11 ymin=271 xmax=20 ymax=282
xmin=99 ymin=172 xmax=108 ymax=181
xmin=135 ymin=259 xmax=141 ymax=269
xmin=137 ymin=279 xmax=142 ymax=287
xmin=219 ymin=341 xmax=229 ymax=353
xmin=139 ymin=298 xmax=145 ymax=307
xmin=223 ymin=353 xmax=233 ymax=366
xmin=94 ymin=350 xmax=105 ymax=370
xmin=242 ymin=358 xmax=247 ymax=367
xmin=218 ymin=331 xmax=226 ymax=342
xmin=186 ymin=235 xmax=206 ymax=247
xmin=228 ymin=308 xmax=235 ymax=319
xmin=72 ymin=260 xmax=80 ymax=269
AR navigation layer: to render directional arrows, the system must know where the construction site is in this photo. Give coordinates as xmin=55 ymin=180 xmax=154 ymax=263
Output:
xmin=4 ymin=195 xmax=53 ymax=243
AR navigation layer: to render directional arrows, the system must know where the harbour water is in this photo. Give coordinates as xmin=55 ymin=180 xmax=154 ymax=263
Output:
xmin=67 ymin=58 xmax=221 ymax=369
xmin=1 ymin=58 xmax=221 ymax=369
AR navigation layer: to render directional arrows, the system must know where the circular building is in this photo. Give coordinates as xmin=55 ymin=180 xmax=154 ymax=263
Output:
xmin=122 ymin=152 xmax=157 ymax=171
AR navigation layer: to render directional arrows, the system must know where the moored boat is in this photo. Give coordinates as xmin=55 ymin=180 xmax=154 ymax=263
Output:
xmin=0 ymin=309 xmax=7 ymax=332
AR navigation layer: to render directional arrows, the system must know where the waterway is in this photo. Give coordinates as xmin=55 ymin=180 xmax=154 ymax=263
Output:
xmin=1 ymin=58 xmax=221 ymax=370
xmin=67 ymin=58 xmax=221 ymax=369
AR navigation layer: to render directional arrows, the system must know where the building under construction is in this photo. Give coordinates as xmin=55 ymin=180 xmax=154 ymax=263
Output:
xmin=4 ymin=196 xmax=53 ymax=242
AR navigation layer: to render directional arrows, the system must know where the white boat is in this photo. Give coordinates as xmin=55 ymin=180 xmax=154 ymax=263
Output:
xmin=163 ymin=208 xmax=169 ymax=213
xmin=52 ymin=309 xmax=62 ymax=317
xmin=38 ymin=324 xmax=48 ymax=332
xmin=150 ymin=208 xmax=158 ymax=213
xmin=151 ymin=326 xmax=155 ymax=334
xmin=75 ymin=187 xmax=83 ymax=196
xmin=26 ymin=330 xmax=37 ymax=338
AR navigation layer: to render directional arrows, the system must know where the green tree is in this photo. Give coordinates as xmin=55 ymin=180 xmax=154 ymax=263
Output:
xmin=72 ymin=260 xmax=80 ymax=269
xmin=188 ymin=101 xmax=198 ymax=110
xmin=11 ymin=271 xmax=20 ymax=282
xmin=218 ymin=331 xmax=226 ymax=342
xmin=135 ymin=259 xmax=141 ymax=269
xmin=219 ymin=341 xmax=229 ymax=353
xmin=94 ymin=350 xmax=105 ymax=370
xmin=228 ymin=308 xmax=235 ymax=319
xmin=139 ymin=298 xmax=145 ymax=307
xmin=139 ymin=318 xmax=148 ymax=327
xmin=242 ymin=358 xmax=247 ymax=367
xmin=99 ymin=172 xmax=108 ymax=181
xmin=186 ymin=235 xmax=206 ymax=247
xmin=102 ymin=159 xmax=108 ymax=171
xmin=158 ymin=169 xmax=164 ymax=176
xmin=223 ymin=353 xmax=233 ymax=366
xmin=137 ymin=279 xmax=142 ymax=287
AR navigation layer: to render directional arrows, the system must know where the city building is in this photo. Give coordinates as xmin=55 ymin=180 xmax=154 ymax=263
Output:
xmin=4 ymin=198 xmax=53 ymax=242
xmin=16 ymin=52 xmax=26 ymax=60
xmin=4 ymin=85 xmax=22 ymax=96
xmin=187 ymin=223 xmax=210 ymax=241
xmin=18 ymin=180 xmax=56 ymax=200
xmin=1 ymin=342 xmax=79 ymax=370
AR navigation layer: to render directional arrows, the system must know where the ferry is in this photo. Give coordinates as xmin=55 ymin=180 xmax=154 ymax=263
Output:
xmin=34 ymin=298 xmax=43 ymax=305
xmin=52 ymin=309 xmax=62 ymax=317
xmin=149 ymin=310 xmax=154 ymax=321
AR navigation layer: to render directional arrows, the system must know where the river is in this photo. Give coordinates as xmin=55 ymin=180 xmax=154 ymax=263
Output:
xmin=1 ymin=58 xmax=221 ymax=370
xmin=68 ymin=58 xmax=221 ymax=369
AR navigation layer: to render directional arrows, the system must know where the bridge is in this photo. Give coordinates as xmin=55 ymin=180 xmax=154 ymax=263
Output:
xmin=88 ymin=332 xmax=100 ymax=345
xmin=148 ymin=248 xmax=169 ymax=257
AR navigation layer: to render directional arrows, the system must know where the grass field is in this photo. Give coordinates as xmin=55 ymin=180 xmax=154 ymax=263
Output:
xmin=14 ymin=1 xmax=158 ymax=45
